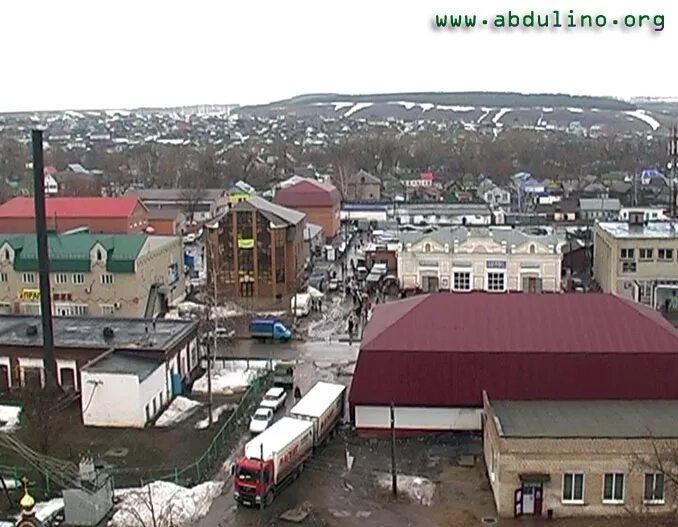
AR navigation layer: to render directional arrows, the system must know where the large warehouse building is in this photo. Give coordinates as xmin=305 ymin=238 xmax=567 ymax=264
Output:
xmin=349 ymin=293 xmax=678 ymax=435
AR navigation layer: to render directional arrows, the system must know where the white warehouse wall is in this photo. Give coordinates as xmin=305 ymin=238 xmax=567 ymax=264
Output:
xmin=138 ymin=363 xmax=169 ymax=424
xmin=355 ymin=405 xmax=482 ymax=431
xmin=81 ymin=372 xmax=140 ymax=427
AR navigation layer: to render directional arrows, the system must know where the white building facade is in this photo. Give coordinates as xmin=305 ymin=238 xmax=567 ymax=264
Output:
xmin=398 ymin=227 xmax=563 ymax=293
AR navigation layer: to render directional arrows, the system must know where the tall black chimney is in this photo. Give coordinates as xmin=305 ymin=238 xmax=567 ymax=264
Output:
xmin=31 ymin=130 xmax=58 ymax=389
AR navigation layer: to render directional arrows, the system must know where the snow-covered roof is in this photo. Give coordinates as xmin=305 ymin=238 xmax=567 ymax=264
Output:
xmin=290 ymin=382 xmax=345 ymax=419
xmin=244 ymin=417 xmax=313 ymax=460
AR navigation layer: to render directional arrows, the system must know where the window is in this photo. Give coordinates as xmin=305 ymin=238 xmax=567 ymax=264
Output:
xmin=101 ymin=274 xmax=114 ymax=285
xmin=644 ymin=473 xmax=664 ymax=504
xmin=620 ymin=248 xmax=635 ymax=259
xmin=562 ymin=473 xmax=584 ymax=503
xmin=72 ymin=273 xmax=85 ymax=284
xmin=71 ymin=305 xmax=88 ymax=316
xmin=0 ymin=273 xmax=7 ymax=283
xmin=658 ymin=249 xmax=674 ymax=261
xmin=453 ymin=271 xmax=471 ymax=291
xmin=603 ymin=473 xmax=624 ymax=503
xmin=639 ymin=248 xmax=653 ymax=260
xmin=529 ymin=244 xmax=536 ymax=254
xmin=424 ymin=243 xmax=432 ymax=253
xmin=487 ymin=272 xmax=505 ymax=292
xmin=22 ymin=273 xmax=36 ymax=284
xmin=100 ymin=304 xmax=115 ymax=316
xmin=96 ymin=249 xmax=103 ymax=261
xmin=3 ymin=249 xmax=9 ymax=260
xmin=622 ymin=261 xmax=636 ymax=273
xmin=54 ymin=273 xmax=68 ymax=284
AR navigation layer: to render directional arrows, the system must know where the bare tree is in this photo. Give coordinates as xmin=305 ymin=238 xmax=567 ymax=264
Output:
xmin=19 ymin=385 xmax=66 ymax=455
xmin=113 ymin=484 xmax=182 ymax=527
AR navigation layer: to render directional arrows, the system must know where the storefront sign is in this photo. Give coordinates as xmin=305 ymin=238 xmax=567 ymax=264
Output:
xmin=18 ymin=289 xmax=40 ymax=301
xmin=486 ymin=260 xmax=507 ymax=269
xmin=237 ymin=238 xmax=254 ymax=249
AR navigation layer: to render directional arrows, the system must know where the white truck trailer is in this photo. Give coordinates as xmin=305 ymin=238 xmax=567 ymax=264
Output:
xmin=289 ymin=381 xmax=346 ymax=446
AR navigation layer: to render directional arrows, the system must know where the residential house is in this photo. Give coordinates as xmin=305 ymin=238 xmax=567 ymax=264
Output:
xmin=273 ymin=178 xmax=341 ymax=240
xmin=207 ymin=196 xmax=306 ymax=300
xmin=619 ymin=207 xmax=668 ymax=222
xmin=593 ymin=218 xmax=678 ymax=309
xmin=0 ymin=315 xmax=199 ymax=428
xmin=397 ymin=226 xmax=563 ymax=293
xmin=579 ymin=198 xmax=621 ymax=222
xmin=52 ymin=171 xmax=103 ymax=197
xmin=535 ymin=198 xmax=579 ymax=223
xmin=477 ymin=178 xmax=511 ymax=206
xmin=303 ymin=223 xmax=324 ymax=263
xmin=0 ymin=230 xmax=185 ymax=318
xmin=147 ymin=208 xmax=186 ymax=235
xmin=0 ymin=196 xmax=148 ymax=234
xmin=403 ymin=172 xmax=435 ymax=188
xmin=345 ymin=170 xmax=381 ymax=201
xmin=127 ymin=188 xmax=229 ymax=222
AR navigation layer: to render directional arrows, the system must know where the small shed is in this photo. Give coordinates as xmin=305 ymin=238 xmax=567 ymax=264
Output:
xmin=80 ymin=350 xmax=168 ymax=428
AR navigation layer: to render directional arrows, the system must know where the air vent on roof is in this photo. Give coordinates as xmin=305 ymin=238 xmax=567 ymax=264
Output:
xmin=103 ymin=327 xmax=115 ymax=340
xmin=26 ymin=325 xmax=38 ymax=336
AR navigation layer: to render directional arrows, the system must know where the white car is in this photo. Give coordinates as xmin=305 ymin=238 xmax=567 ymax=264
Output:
xmin=249 ymin=407 xmax=274 ymax=434
xmin=328 ymin=278 xmax=340 ymax=292
xmin=183 ymin=233 xmax=196 ymax=244
xmin=259 ymin=387 xmax=287 ymax=412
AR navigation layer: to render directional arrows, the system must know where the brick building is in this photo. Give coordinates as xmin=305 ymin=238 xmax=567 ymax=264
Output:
xmin=0 ymin=196 xmax=148 ymax=234
xmin=273 ymin=178 xmax=341 ymax=241
xmin=345 ymin=170 xmax=381 ymax=201
xmin=207 ymin=196 xmax=305 ymax=300
xmin=147 ymin=208 xmax=186 ymax=235
xmin=483 ymin=394 xmax=678 ymax=519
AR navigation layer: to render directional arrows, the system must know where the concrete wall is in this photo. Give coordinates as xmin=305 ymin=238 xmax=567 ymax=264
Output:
xmin=354 ymin=405 xmax=482 ymax=432
xmin=138 ymin=363 xmax=168 ymax=424
xmin=81 ymin=371 xmax=140 ymax=427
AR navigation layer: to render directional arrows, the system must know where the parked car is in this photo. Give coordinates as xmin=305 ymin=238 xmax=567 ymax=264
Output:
xmin=273 ymin=361 xmax=295 ymax=389
xmin=328 ymin=278 xmax=340 ymax=292
xmin=260 ymin=387 xmax=287 ymax=412
xmin=356 ymin=266 xmax=369 ymax=280
xmin=249 ymin=407 xmax=274 ymax=434
xmin=309 ymin=269 xmax=328 ymax=290
xmin=183 ymin=233 xmax=196 ymax=244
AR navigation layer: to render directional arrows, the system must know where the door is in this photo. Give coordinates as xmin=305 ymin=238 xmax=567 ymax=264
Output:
xmin=0 ymin=365 xmax=9 ymax=391
xmin=514 ymin=488 xmax=523 ymax=517
xmin=521 ymin=483 xmax=543 ymax=516
xmin=56 ymin=306 xmax=70 ymax=317
xmin=522 ymin=484 xmax=536 ymax=514
xmin=60 ymin=367 xmax=76 ymax=390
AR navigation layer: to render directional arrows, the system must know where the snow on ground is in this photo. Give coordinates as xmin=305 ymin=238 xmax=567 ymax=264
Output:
xmin=492 ymin=108 xmax=512 ymax=124
xmin=376 ymin=473 xmax=435 ymax=506
xmin=0 ymin=404 xmax=21 ymax=432
xmin=436 ymin=105 xmax=474 ymax=112
xmin=110 ymin=481 xmax=223 ymax=527
xmin=330 ymin=102 xmax=354 ymax=111
xmin=193 ymin=361 xmax=269 ymax=395
xmin=194 ymin=403 xmax=238 ymax=430
xmin=155 ymin=397 xmax=202 ymax=427
xmin=477 ymin=107 xmax=492 ymax=123
xmin=1 ymin=477 xmax=20 ymax=489
xmin=419 ymin=103 xmax=434 ymax=112
xmin=542 ymin=107 xmax=553 ymax=113
xmin=625 ymin=109 xmax=661 ymax=131
xmin=392 ymin=101 xmax=416 ymax=110
xmin=30 ymin=497 xmax=64 ymax=522
xmin=567 ymin=107 xmax=584 ymax=113
xmin=343 ymin=102 xmax=373 ymax=118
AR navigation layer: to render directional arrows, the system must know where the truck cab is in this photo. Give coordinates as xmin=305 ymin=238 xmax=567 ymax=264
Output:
xmin=249 ymin=318 xmax=292 ymax=342
xmin=233 ymin=458 xmax=274 ymax=507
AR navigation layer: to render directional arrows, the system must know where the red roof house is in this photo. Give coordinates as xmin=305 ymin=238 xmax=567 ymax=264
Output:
xmin=273 ymin=179 xmax=341 ymax=240
xmin=0 ymin=196 xmax=149 ymax=234
xmin=350 ymin=293 xmax=678 ymax=435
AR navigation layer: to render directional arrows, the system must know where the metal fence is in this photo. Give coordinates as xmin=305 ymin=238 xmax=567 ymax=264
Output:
xmin=0 ymin=370 xmax=272 ymax=500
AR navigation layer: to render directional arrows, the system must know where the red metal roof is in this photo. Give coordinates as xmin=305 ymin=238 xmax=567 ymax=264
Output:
xmin=273 ymin=179 xmax=341 ymax=208
xmin=362 ymin=293 xmax=678 ymax=354
xmin=350 ymin=293 xmax=678 ymax=409
xmin=420 ymin=171 xmax=434 ymax=181
xmin=0 ymin=196 xmax=143 ymax=219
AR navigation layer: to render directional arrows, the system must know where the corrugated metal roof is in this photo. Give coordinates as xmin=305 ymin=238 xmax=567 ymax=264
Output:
xmin=274 ymin=179 xmax=341 ymax=207
xmin=0 ymin=196 xmax=142 ymax=219
xmin=243 ymin=196 xmax=305 ymax=226
xmin=362 ymin=293 xmax=678 ymax=354
xmin=492 ymin=400 xmax=678 ymax=438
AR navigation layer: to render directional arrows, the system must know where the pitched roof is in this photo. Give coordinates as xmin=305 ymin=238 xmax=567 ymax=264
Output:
xmin=362 ymin=293 xmax=678 ymax=354
xmin=0 ymin=232 xmax=148 ymax=273
xmin=348 ymin=170 xmax=380 ymax=185
xmin=127 ymin=188 xmax=227 ymax=201
xmin=238 ymin=196 xmax=305 ymax=226
xmin=273 ymin=178 xmax=341 ymax=207
xmin=0 ymin=196 xmax=142 ymax=219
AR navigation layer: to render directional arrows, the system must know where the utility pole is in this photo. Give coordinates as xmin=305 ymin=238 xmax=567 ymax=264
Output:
xmin=390 ymin=402 xmax=397 ymax=498
xmin=31 ymin=130 xmax=58 ymax=389
xmin=669 ymin=125 xmax=678 ymax=218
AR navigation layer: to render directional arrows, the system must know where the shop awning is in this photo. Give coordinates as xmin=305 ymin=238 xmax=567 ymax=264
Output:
xmin=519 ymin=473 xmax=551 ymax=484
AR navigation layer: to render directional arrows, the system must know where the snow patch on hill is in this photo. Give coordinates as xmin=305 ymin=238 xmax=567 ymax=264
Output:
xmin=625 ymin=109 xmax=661 ymax=131
xmin=344 ymin=102 xmax=373 ymax=117
xmin=492 ymin=108 xmax=512 ymax=124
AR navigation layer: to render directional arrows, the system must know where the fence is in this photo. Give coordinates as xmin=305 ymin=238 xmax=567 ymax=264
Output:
xmin=0 ymin=370 xmax=272 ymax=500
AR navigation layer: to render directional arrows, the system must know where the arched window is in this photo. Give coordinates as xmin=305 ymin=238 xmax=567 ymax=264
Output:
xmin=529 ymin=244 xmax=536 ymax=254
xmin=97 ymin=249 xmax=103 ymax=261
xmin=424 ymin=243 xmax=432 ymax=253
xmin=4 ymin=249 xmax=9 ymax=260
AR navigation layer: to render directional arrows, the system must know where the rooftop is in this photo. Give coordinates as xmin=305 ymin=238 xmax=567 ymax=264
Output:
xmin=579 ymin=198 xmax=621 ymax=211
xmin=273 ymin=178 xmax=341 ymax=208
xmin=127 ymin=188 xmax=227 ymax=202
xmin=362 ymin=293 xmax=678 ymax=354
xmin=492 ymin=399 xmax=678 ymax=438
xmin=597 ymin=221 xmax=678 ymax=239
xmin=398 ymin=226 xmax=560 ymax=252
xmin=0 ymin=196 xmax=143 ymax=219
xmin=0 ymin=232 xmax=153 ymax=273
xmin=83 ymin=351 xmax=164 ymax=381
xmin=0 ymin=315 xmax=197 ymax=352
xmin=240 ymin=196 xmax=305 ymax=226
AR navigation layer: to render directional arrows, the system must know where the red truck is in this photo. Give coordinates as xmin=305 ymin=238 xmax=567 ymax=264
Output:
xmin=233 ymin=382 xmax=346 ymax=507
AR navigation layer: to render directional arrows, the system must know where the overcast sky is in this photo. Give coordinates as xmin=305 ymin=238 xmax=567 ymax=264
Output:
xmin=0 ymin=0 xmax=673 ymax=111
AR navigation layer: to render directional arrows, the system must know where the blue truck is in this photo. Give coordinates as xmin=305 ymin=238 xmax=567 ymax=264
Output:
xmin=249 ymin=318 xmax=292 ymax=342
